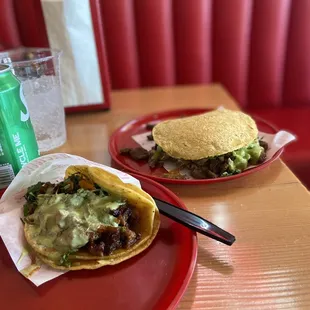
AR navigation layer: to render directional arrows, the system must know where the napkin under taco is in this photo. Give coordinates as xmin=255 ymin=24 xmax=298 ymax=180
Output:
xmin=121 ymin=109 xmax=268 ymax=179
xmin=22 ymin=165 xmax=160 ymax=270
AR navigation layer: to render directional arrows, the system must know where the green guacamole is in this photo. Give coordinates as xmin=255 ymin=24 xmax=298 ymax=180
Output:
xmin=27 ymin=189 xmax=125 ymax=253
xmin=227 ymin=139 xmax=264 ymax=173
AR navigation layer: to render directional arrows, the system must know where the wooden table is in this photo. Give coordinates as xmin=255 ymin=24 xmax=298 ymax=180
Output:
xmin=58 ymin=85 xmax=310 ymax=309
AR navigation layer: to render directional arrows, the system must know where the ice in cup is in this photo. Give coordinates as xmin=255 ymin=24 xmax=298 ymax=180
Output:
xmin=0 ymin=48 xmax=66 ymax=152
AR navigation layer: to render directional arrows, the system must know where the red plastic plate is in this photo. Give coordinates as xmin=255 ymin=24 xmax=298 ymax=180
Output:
xmin=109 ymin=108 xmax=283 ymax=184
xmin=0 ymin=174 xmax=197 ymax=310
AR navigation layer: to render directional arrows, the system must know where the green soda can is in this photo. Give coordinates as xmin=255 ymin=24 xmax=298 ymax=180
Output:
xmin=0 ymin=64 xmax=39 ymax=189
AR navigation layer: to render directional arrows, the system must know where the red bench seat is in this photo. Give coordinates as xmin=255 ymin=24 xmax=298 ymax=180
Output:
xmin=246 ymin=107 xmax=310 ymax=189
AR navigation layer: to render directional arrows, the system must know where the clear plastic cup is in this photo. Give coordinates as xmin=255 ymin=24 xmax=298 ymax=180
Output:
xmin=0 ymin=48 xmax=66 ymax=152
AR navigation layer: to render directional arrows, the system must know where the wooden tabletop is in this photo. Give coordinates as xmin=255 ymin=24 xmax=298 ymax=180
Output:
xmin=58 ymin=85 xmax=310 ymax=309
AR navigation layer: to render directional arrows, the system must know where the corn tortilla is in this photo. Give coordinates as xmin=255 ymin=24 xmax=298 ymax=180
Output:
xmin=35 ymin=211 xmax=160 ymax=271
xmin=24 ymin=165 xmax=160 ymax=270
xmin=152 ymin=109 xmax=258 ymax=160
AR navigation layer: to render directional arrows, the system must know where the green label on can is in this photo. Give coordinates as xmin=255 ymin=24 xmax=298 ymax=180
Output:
xmin=0 ymin=66 xmax=40 ymax=188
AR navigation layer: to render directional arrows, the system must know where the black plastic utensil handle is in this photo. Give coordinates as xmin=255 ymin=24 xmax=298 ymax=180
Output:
xmin=153 ymin=197 xmax=236 ymax=246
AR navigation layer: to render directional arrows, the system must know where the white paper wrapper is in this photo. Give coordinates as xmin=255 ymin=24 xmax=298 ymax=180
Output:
xmin=132 ymin=130 xmax=296 ymax=178
xmin=0 ymin=153 xmax=141 ymax=286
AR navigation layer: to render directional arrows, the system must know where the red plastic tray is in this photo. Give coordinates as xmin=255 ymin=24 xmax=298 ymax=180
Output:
xmin=0 ymin=173 xmax=197 ymax=310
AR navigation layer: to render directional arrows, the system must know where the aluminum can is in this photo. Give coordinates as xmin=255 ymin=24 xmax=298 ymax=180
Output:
xmin=0 ymin=64 xmax=39 ymax=189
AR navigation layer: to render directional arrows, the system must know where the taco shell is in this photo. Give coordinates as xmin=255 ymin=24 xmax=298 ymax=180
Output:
xmin=24 ymin=165 xmax=160 ymax=270
xmin=152 ymin=109 xmax=258 ymax=160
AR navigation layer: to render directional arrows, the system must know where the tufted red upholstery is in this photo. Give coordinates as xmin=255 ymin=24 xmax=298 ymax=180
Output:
xmin=283 ymin=0 xmax=310 ymax=107
xmin=99 ymin=0 xmax=310 ymax=110
xmin=3 ymin=0 xmax=310 ymax=109
xmin=100 ymin=1 xmax=140 ymax=89
xmin=173 ymin=0 xmax=212 ymax=85
xmin=247 ymin=0 xmax=291 ymax=108
xmin=12 ymin=0 xmax=49 ymax=48
xmin=1 ymin=0 xmax=310 ymax=187
xmin=0 ymin=0 xmax=22 ymax=48
xmin=0 ymin=0 xmax=48 ymax=49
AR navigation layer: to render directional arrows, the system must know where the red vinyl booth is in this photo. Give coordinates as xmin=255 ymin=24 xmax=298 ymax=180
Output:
xmin=1 ymin=0 xmax=310 ymax=188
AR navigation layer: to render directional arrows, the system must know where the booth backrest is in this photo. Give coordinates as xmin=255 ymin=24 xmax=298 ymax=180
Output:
xmin=1 ymin=0 xmax=310 ymax=108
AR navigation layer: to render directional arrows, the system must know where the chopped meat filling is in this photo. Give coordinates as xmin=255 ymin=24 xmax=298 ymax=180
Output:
xmin=85 ymin=204 xmax=140 ymax=256
xmin=147 ymin=134 xmax=154 ymax=141
xmin=259 ymin=140 xmax=269 ymax=152
xmin=145 ymin=123 xmax=156 ymax=130
xmin=24 ymin=175 xmax=141 ymax=257
xmin=120 ymin=139 xmax=269 ymax=179
xmin=120 ymin=147 xmax=149 ymax=160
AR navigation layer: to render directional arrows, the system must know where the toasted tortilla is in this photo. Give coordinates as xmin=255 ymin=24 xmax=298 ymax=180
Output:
xmin=35 ymin=211 xmax=160 ymax=271
xmin=152 ymin=109 xmax=258 ymax=160
xmin=24 ymin=165 xmax=160 ymax=270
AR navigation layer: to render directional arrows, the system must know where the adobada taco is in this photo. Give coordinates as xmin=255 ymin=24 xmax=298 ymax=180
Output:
xmin=23 ymin=165 xmax=160 ymax=270
xmin=120 ymin=109 xmax=268 ymax=179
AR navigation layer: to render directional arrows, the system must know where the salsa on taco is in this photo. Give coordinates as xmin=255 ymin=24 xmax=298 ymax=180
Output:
xmin=23 ymin=165 xmax=160 ymax=270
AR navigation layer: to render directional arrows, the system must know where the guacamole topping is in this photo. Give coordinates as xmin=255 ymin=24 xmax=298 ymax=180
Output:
xmin=120 ymin=138 xmax=268 ymax=179
xmin=227 ymin=139 xmax=264 ymax=173
xmin=27 ymin=190 xmax=124 ymax=252
xmin=23 ymin=173 xmax=141 ymax=264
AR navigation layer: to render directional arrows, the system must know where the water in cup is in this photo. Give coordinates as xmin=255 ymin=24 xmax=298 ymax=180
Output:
xmin=0 ymin=48 xmax=66 ymax=153
xmin=22 ymin=75 xmax=66 ymax=152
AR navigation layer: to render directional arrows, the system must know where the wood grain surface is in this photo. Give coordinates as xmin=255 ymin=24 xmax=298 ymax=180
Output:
xmin=55 ymin=85 xmax=310 ymax=309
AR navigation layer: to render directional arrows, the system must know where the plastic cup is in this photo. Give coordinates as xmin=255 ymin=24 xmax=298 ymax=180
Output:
xmin=0 ymin=48 xmax=66 ymax=152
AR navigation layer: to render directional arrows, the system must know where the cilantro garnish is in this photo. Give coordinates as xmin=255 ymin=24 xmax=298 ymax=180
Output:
xmin=59 ymin=252 xmax=73 ymax=267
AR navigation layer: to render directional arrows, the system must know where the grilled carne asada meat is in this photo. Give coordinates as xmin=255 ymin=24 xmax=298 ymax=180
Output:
xmin=120 ymin=139 xmax=268 ymax=179
xmin=23 ymin=173 xmax=141 ymax=258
